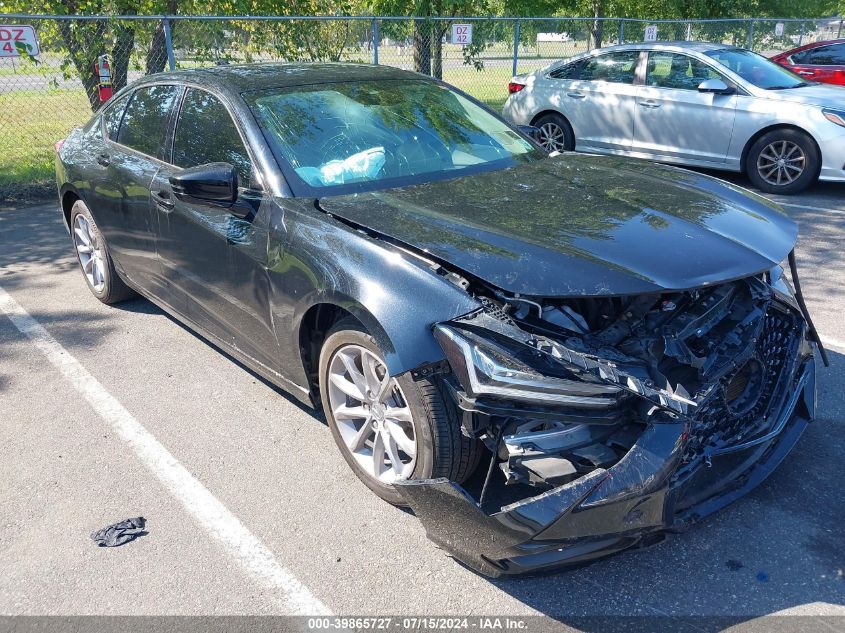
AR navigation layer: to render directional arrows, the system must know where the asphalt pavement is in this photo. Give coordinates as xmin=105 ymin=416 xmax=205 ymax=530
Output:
xmin=0 ymin=174 xmax=844 ymax=627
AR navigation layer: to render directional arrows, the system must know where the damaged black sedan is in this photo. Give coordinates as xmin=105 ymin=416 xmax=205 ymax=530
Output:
xmin=55 ymin=63 xmax=824 ymax=577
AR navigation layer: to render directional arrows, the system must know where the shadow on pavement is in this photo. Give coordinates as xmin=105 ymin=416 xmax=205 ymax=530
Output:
xmin=0 ymin=203 xmax=75 ymax=270
xmin=689 ymin=168 xmax=845 ymax=200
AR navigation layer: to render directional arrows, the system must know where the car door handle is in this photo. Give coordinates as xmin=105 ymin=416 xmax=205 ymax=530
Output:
xmin=567 ymin=91 xmax=586 ymax=99
xmin=639 ymin=100 xmax=661 ymax=108
xmin=152 ymin=190 xmax=175 ymax=212
xmin=96 ymin=153 xmax=111 ymax=167
xmin=797 ymin=70 xmax=815 ymax=76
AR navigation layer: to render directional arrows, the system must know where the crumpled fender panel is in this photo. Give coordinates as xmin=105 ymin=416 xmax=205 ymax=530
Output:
xmin=267 ymin=200 xmax=480 ymax=385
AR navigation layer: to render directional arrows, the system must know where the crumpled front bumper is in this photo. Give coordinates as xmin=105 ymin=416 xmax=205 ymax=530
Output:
xmin=395 ymin=359 xmax=815 ymax=577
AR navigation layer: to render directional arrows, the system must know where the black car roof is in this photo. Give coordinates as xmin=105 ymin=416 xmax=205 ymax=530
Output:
xmin=134 ymin=62 xmax=419 ymax=93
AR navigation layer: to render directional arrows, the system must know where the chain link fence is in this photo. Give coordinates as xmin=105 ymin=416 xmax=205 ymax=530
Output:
xmin=1 ymin=14 xmax=842 ymax=200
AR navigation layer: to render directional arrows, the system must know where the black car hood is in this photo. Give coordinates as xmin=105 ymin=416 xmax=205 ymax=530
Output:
xmin=319 ymin=154 xmax=797 ymax=297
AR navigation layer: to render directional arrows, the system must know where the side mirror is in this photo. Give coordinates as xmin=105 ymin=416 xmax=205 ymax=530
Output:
xmin=517 ymin=124 xmax=541 ymax=140
xmin=170 ymin=162 xmax=238 ymax=206
xmin=698 ymin=79 xmax=734 ymax=95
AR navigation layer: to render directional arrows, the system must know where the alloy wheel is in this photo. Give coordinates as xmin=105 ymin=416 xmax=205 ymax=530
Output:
xmin=72 ymin=214 xmax=106 ymax=292
xmin=756 ymin=140 xmax=805 ymax=187
xmin=537 ymin=122 xmax=568 ymax=152
xmin=327 ymin=344 xmax=417 ymax=484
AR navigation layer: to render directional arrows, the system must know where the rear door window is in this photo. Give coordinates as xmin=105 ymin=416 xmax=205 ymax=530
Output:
xmin=103 ymin=94 xmax=130 ymax=140
xmin=117 ymin=85 xmax=181 ymax=159
xmin=172 ymin=88 xmax=254 ymax=185
xmin=579 ymin=51 xmax=640 ymax=84
xmin=548 ymin=61 xmax=583 ymax=79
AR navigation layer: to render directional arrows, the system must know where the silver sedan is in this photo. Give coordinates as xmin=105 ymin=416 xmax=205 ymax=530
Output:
xmin=502 ymin=41 xmax=845 ymax=194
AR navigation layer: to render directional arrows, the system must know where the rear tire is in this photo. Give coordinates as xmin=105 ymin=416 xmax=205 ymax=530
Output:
xmin=69 ymin=200 xmax=135 ymax=304
xmin=745 ymin=128 xmax=819 ymax=195
xmin=533 ymin=113 xmax=575 ymax=153
xmin=319 ymin=318 xmax=482 ymax=506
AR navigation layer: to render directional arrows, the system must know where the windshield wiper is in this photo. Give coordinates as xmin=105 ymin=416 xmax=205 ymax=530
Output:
xmin=766 ymin=82 xmax=808 ymax=90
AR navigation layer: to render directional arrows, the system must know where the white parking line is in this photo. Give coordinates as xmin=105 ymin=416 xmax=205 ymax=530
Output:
xmin=776 ymin=201 xmax=845 ymax=215
xmin=0 ymin=286 xmax=331 ymax=616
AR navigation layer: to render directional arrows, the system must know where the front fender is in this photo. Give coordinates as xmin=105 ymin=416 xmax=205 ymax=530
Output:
xmin=268 ymin=201 xmax=480 ymax=385
xmin=729 ymin=106 xmax=828 ymax=163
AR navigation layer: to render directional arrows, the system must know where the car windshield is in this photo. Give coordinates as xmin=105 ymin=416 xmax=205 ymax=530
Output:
xmin=245 ymin=79 xmax=542 ymax=196
xmin=705 ymin=48 xmax=808 ymax=89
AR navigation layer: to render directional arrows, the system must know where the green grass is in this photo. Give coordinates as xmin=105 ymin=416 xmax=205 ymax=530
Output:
xmin=444 ymin=64 xmax=515 ymax=111
xmin=0 ymin=89 xmax=92 ymax=200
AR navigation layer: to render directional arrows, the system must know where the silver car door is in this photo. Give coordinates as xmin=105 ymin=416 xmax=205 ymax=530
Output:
xmin=633 ymin=51 xmax=738 ymax=164
xmin=567 ymin=50 xmax=641 ymax=151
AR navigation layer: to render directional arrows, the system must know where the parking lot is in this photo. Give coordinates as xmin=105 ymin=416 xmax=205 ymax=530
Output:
xmin=1 ymin=174 xmax=844 ymax=626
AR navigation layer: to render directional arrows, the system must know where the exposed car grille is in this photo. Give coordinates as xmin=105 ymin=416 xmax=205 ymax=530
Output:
xmin=682 ymin=304 xmax=802 ymax=463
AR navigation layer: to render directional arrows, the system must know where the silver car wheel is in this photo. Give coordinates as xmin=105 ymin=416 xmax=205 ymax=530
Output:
xmin=327 ymin=344 xmax=417 ymax=484
xmin=756 ymin=140 xmax=805 ymax=187
xmin=72 ymin=214 xmax=106 ymax=292
xmin=537 ymin=122 xmax=568 ymax=152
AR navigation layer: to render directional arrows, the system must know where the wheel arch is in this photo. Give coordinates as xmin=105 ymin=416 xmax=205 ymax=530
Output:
xmin=291 ymin=281 xmax=469 ymax=406
xmin=739 ymin=124 xmax=822 ymax=175
xmin=296 ymin=300 xmax=383 ymax=405
xmin=530 ymin=109 xmax=574 ymax=131
xmin=59 ymin=185 xmax=83 ymax=231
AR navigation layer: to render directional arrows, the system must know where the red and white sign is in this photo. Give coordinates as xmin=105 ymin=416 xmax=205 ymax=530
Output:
xmin=451 ymin=24 xmax=473 ymax=46
xmin=0 ymin=25 xmax=40 ymax=57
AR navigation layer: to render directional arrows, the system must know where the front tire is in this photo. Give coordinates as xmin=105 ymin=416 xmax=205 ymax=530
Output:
xmin=319 ymin=318 xmax=481 ymax=505
xmin=70 ymin=200 xmax=135 ymax=304
xmin=745 ymin=129 xmax=819 ymax=195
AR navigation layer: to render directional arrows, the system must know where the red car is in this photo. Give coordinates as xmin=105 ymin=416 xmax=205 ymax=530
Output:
xmin=771 ymin=39 xmax=845 ymax=86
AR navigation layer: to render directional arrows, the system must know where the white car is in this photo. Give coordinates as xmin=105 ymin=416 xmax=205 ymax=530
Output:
xmin=502 ymin=41 xmax=845 ymax=194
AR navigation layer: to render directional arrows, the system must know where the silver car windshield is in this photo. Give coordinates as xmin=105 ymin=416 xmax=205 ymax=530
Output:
xmin=705 ymin=48 xmax=807 ymax=90
xmin=247 ymin=80 xmax=540 ymax=194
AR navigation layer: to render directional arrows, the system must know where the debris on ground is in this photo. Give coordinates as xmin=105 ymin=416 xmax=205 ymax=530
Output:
xmin=90 ymin=517 xmax=147 ymax=547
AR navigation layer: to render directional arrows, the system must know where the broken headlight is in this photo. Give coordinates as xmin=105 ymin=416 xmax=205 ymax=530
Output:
xmin=769 ymin=260 xmax=798 ymax=307
xmin=434 ymin=324 xmax=622 ymax=408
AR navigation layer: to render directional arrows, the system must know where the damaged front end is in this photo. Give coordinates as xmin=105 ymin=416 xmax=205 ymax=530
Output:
xmin=396 ymin=268 xmax=817 ymax=576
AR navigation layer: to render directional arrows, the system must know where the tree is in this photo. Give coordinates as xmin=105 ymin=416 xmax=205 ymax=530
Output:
xmin=4 ymin=0 xmax=369 ymax=111
xmin=503 ymin=0 xmax=839 ymax=48
xmin=6 ymin=0 xmax=840 ymax=112
xmin=3 ymin=0 xmax=177 ymax=109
